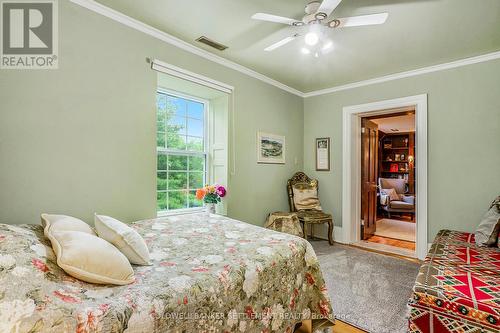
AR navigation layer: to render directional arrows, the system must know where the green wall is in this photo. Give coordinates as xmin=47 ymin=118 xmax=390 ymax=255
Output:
xmin=304 ymin=58 xmax=500 ymax=241
xmin=1 ymin=1 xmax=498 ymax=237
xmin=0 ymin=1 xmax=304 ymax=225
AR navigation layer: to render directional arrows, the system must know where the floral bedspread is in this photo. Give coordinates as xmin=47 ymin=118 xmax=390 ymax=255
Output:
xmin=0 ymin=213 xmax=334 ymax=333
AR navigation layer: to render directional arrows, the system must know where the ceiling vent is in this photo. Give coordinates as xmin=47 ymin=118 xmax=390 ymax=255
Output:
xmin=196 ymin=36 xmax=228 ymax=51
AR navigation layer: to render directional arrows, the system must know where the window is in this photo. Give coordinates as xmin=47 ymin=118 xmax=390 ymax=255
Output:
xmin=156 ymin=90 xmax=207 ymax=213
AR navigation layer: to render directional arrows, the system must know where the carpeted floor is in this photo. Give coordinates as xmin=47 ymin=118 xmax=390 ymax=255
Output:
xmin=311 ymin=241 xmax=420 ymax=333
xmin=374 ymin=219 xmax=416 ymax=242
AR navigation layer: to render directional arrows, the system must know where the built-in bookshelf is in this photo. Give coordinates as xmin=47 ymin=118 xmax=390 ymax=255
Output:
xmin=378 ymin=132 xmax=415 ymax=193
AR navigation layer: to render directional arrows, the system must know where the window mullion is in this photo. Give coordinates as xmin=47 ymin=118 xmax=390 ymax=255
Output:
xmin=158 ymin=149 xmax=206 ymax=157
xmin=187 ymin=155 xmax=190 ymax=208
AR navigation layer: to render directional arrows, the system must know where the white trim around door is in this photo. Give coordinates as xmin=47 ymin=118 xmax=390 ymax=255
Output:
xmin=342 ymin=94 xmax=428 ymax=260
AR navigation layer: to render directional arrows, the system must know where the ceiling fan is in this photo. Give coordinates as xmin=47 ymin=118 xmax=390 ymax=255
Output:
xmin=252 ymin=0 xmax=388 ymax=56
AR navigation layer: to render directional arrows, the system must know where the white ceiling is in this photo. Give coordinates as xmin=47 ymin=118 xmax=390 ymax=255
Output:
xmin=95 ymin=0 xmax=500 ymax=93
xmin=371 ymin=114 xmax=415 ymax=132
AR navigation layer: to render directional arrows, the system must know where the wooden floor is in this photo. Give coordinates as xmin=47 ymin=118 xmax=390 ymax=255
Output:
xmin=295 ymin=320 xmax=366 ymax=333
xmin=332 ymin=320 xmax=366 ymax=333
xmin=365 ymin=235 xmax=416 ymax=250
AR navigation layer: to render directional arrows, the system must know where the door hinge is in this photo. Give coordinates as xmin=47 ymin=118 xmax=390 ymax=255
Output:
xmin=361 ymin=127 xmax=366 ymax=134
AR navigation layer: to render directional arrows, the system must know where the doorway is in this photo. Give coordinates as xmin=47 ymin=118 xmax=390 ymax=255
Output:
xmin=342 ymin=94 xmax=428 ymax=260
xmin=361 ymin=111 xmax=416 ymax=257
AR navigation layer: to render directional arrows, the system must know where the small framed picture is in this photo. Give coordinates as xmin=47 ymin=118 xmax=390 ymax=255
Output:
xmin=257 ymin=132 xmax=285 ymax=164
xmin=395 ymin=154 xmax=400 ymax=161
xmin=316 ymin=138 xmax=330 ymax=171
xmin=400 ymin=153 xmax=406 ymax=161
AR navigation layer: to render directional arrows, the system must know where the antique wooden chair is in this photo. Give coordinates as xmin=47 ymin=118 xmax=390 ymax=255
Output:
xmin=287 ymin=172 xmax=334 ymax=245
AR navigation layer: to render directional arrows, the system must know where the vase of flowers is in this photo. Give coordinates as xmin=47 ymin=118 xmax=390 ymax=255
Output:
xmin=195 ymin=184 xmax=227 ymax=214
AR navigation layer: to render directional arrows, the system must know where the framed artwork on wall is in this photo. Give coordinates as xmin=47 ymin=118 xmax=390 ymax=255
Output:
xmin=257 ymin=132 xmax=285 ymax=164
xmin=316 ymin=137 xmax=330 ymax=171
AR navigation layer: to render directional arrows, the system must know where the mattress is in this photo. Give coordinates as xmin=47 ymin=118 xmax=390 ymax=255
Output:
xmin=0 ymin=213 xmax=334 ymax=332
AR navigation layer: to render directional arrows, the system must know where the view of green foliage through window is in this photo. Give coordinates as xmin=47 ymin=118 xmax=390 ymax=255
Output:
xmin=157 ymin=91 xmax=206 ymax=212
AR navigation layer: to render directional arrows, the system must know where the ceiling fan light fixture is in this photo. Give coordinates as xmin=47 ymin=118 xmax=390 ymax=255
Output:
xmin=328 ymin=19 xmax=341 ymax=28
xmin=301 ymin=47 xmax=311 ymax=54
xmin=253 ymin=1 xmax=389 ymax=53
xmin=315 ymin=12 xmax=327 ymax=20
xmin=304 ymin=32 xmax=319 ymax=46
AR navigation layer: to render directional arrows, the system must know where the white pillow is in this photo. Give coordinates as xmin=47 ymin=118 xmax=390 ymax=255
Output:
xmin=292 ymin=185 xmax=322 ymax=211
xmin=49 ymin=230 xmax=135 ymax=285
xmin=382 ymin=188 xmax=400 ymax=201
xmin=41 ymin=213 xmax=95 ymax=238
xmin=474 ymin=207 xmax=500 ymax=246
xmin=94 ymin=214 xmax=150 ymax=265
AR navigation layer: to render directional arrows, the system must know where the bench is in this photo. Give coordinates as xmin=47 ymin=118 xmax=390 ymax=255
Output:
xmin=408 ymin=229 xmax=499 ymax=333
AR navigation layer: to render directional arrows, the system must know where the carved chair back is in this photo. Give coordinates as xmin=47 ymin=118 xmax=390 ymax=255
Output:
xmin=287 ymin=172 xmax=319 ymax=212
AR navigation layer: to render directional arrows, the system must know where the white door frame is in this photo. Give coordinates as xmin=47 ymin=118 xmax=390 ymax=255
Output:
xmin=342 ymin=94 xmax=428 ymax=260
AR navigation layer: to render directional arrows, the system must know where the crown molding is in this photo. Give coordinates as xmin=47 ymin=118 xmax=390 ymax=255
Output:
xmin=69 ymin=0 xmax=305 ymax=97
xmin=303 ymin=50 xmax=500 ymax=98
xmin=70 ymin=0 xmax=500 ymax=99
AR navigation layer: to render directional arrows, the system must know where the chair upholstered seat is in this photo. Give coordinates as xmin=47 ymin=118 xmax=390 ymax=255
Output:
xmin=296 ymin=210 xmax=333 ymax=222
xmin=389 ymin=200 xmax=415 ymax=210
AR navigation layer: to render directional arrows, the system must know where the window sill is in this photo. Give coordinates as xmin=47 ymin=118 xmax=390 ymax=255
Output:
xmin=157 ymin=207 xmax=205 ymax=217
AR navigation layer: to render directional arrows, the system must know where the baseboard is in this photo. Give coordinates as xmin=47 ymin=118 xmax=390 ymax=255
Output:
xmin=309 ymin=226 xmax=346 ymax=244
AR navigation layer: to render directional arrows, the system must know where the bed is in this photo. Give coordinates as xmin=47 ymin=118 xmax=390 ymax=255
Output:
xmin=0 ymin=213 xmax=334 ymax=333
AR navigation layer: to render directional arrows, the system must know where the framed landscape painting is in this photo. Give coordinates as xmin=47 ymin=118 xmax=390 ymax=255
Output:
xmin=257 ymin=132 xmax=285 ymax=164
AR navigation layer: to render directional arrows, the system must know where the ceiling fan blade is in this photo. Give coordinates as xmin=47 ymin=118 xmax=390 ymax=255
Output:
xmin=264 ymin=35 xmax=298 ymax=51
xmin=317 ymin=0 xmax=342 ymax=17
xmin=334 ymin=13 xmax=388 ymax=28
xmin=252 ymin=13 xmax=299 ymax=26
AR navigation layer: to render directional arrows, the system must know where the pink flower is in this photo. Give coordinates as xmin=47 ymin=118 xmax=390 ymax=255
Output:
xmin=99 ymin=304 xmax=110 ymax=313
xmin=320 ymin=285 xmax=329 ymax=296
xmin=245 ymin=305 xmax=255 ymax=319
xmin=225 ymin=246 xmax=236 ymax=254
xmin=192 ymin=266 xmax=209 ymax=273
xmin=76 ymin=308 xmax=102 ymax=333
xmin=318 ymin=300 xmax=331 ymax=317
xmin=53 ymin=290 xmax=81 ymax=303
xmin=216 ymin=185 xmax=226 ymax=198
xmin=305 ymin=272 xmax=315 ymax=285
xmin=32 ymin=258 xmax=49 ymax=272
xmin=160 ymin=261 xmax=176 ymax=267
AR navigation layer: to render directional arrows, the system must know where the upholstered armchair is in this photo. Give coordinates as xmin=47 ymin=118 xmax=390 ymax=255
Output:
xmin=287 ymin=172 xmax=334 ymax=245
xmin=378 ymin=178 xmax=415 ymax=219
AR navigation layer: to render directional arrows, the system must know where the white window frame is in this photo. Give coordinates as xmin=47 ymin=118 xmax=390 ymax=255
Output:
xmin=156 ymin=88 xmax=209 ymax=216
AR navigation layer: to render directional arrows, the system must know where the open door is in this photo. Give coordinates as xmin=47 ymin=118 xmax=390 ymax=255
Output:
xmin=361 ymin=119 xmax=379 ymax=240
